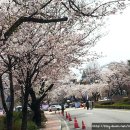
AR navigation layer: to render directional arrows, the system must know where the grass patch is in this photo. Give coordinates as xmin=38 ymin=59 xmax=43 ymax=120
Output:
xmin=0 ymin=116 xmax=5 ymax=130
xmin=95 ymin=97 xmax=130 ymax=109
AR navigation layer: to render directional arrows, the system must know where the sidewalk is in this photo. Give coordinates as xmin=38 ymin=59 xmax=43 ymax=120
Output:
xmin=42 ymin=111 xmax=61 ymax=130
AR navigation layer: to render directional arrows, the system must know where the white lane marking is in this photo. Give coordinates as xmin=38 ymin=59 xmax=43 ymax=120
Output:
xmin=86 ymin=113 xmax=93 ymax=115
xmin=63 ymin=119 xmax=70 ymax=130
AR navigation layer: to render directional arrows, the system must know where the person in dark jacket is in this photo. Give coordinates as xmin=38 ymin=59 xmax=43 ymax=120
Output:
xmin=61 ymin=104 xmax=64 ymax=115
xmin=86 ymin=100 xmax=89 ymax=110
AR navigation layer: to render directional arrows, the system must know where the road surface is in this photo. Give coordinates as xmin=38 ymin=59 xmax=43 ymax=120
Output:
xmin=59 ymin=108 xmax=130 ymax=130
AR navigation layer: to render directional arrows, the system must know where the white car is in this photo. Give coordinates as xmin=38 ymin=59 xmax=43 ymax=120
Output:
xmin=99 ymin=97 xmax=111 ymax=101
xmin=14 ymin=106 xmax=31 ymax=112
xmin=48 ymin=105 xmax=61 ymax=111
xmin=14 ymin=105 xmax=22 ymax=112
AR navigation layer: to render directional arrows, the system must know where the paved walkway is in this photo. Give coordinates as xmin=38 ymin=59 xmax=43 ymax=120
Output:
xmin=43 ymin=111 xmax=61 ymax=130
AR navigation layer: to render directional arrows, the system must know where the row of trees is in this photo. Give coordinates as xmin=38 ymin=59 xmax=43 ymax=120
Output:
xmin=102 ymin=62 xmax=130 ymax=99
xmin=54 ymin=61 xmax=130 ymax=102
xmin=0 ymin=0 xmax=128 ymax=130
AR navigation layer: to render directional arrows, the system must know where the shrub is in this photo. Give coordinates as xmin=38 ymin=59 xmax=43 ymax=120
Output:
xmin=13 ymin=115 xmax=38 ymax=130
xmin=0 ymin=112 xmax=38 ymax=130
xmin=0 ymin=116 xmax=5 ymax=130
xmin=100 ymin=101 xmax=114 ymax=105
xmin=13 ymin=112 xmax=22 ymax=121
xmin=13 ymin=119 xmax=21 ymax=130
xmin=120 ymin=98 xmax=130 ymax=104
xmin=27 ymin=121 xmax=37 ymax=130
xmin=94 ymin=104 xmax=130 ymax=109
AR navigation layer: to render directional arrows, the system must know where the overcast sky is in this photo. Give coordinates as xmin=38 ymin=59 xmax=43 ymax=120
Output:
xmin=72 ymin=5 xmax=130 ymax=78
xmin=92 ymin=6 xmax=130 ymax=66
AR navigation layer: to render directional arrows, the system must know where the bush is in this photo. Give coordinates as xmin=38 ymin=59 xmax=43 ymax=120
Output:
xmin=0 ymin=111 xmax=38 ymax=130
xmin=13 ymin=112 xmax=22 ymax=121
xmin=94 ymin=104 xmax=130 ymax=109
xmin=116 ymin=98 xmax=130 ymax=105
xmin=0 ymin=116 xmax=5 ymax=130
xmin=27 ymin=121 xmax=37 ymax=130
xmin=13 ymin=112 xmax=37 ymax=130
xmin=13 ymin=119 xmax=21 ymax=130
xmin=100 ymin=101 xmax=114 ymax=105
xmin=13 ymin=120 xmax=38 ymax=130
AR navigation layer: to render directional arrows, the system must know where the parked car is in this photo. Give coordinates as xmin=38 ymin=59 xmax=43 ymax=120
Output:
xmin=64 ymin=103 xmax=69 ymax=108
xmin=69 ymin=102 xmax=75 ymax=108
xmin=99 ymin=97 xmax=111 ymax=101
xmin=14 ymin=105 xmax=31 ymax=112
xmin=103 ymin=97 xmax=111 ymax=101
xmin=14 ymin=105 xmax=22 ymax=112
xmin=48 ymin=105 xmax=61 ymax=112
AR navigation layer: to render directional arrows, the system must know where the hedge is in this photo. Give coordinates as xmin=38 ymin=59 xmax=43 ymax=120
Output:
xmin=94 ymin=105 xmax=130 ymax=109
xmin=0 ymin=112 xmax=37 ymax=130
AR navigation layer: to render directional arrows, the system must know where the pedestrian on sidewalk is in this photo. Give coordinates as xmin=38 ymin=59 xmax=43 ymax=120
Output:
xmin=86 ymin=100 xmax=89 ymax=110
xmin=61 ymin=103 xmax=64 ymax=115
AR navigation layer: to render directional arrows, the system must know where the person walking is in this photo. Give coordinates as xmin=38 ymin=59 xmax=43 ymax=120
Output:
xmin=61 ymin=104 xmax=64 ymax=115
xmin=86 ymin=100 xmax=89 ymax=110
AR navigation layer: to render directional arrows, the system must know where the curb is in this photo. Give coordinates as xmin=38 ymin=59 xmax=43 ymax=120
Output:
xmin=58 ymin=120 xmax=62 ymax=130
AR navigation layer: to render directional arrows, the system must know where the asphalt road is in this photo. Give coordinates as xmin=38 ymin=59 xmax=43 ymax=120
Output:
xmin=60 ymin=108 xmax=130 ymax=130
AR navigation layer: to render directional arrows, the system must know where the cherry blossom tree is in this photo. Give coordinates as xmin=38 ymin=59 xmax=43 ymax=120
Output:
xmin=0 ymin=0 xmax=128 ymax=130
xmin=0 ymin=55 xmax=17 ymax=130
xmin=80 ymin=62 xmax=101 ymax=84
xmin=101 ymin=62 xmax=130 ymax=99
xmin=0 ymin=20 xmax=101 ymax=128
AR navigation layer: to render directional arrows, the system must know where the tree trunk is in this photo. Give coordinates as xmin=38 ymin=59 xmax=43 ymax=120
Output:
xmin=21 ymin=92 xmax=29 ymax=130
xmin=21 ymin=68 xmax=32 ymax=130
xmin=31 ymin=101 xmax=42 ymax=127
xmin=29 ymin=84 xmax=54 ymax=127
xmin=6 ymin=112 xmax=13 ymax=130
xmin=0 ymin=57 xmax=14 ymax=130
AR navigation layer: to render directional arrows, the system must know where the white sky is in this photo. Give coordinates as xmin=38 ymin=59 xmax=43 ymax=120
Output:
xmin=93 ymin=6 xmax=130 ymax=66
xmin=72 ymin=5 xmax=130 ymax=78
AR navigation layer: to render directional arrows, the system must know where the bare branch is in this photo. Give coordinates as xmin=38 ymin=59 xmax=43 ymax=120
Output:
xmin=61 ymin=2 xmax=70 ymax=10
xmin=4 ymin=17 xmax=68 ymax=40
xmin=69 ymin=0 xmax=125 ymax=17
xmin=39 ymin=84 xmax=54 ymax=102
xmin=29 ymin=0 xmax=53 ymax=18
xmin=89 ymin=1 xmax=123 ymax=17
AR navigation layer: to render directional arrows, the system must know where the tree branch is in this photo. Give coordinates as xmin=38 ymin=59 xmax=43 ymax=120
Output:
xmin=69 ymin=0 xmax=124 ymax=17
xmin=29 ymin=88 xmax=37 ymax=102
xmin=4 ymin=16 xmax=68 ymax=41
xmin=29 ymin=0 xmax=53 ymax=18
xmin=39 ymin=84 xmax=54 ymax=102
